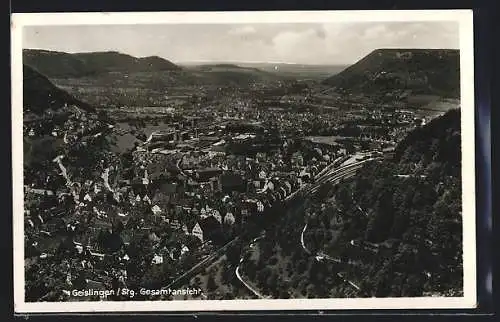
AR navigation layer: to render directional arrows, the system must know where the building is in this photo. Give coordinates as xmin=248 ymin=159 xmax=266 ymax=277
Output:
xmin=196 ymin=168 xmax=222 ymax=182
xmin=170 ymin=219 xmax=181 ymax=230
xmin=224 ymin=212 xmax=235 ymax=225
xmin=151 ymin=254 xmax=163 ymax=265
xmin=212 ymin=210 xmax=222 ymax=224
xmin=192 ymin=222 xmax=204 ymax=242
xmin=284 ymin=181 xmax=292 ymax=194
xmin=181 ymin=245 xmax=190 ymax=256
xmin=256 ymin=201 xmax=265 ymax=213
xmin=142 ymin=194 xmax=151 ymax=204
xmin=151 ymin=205 xmax=162 ymax=216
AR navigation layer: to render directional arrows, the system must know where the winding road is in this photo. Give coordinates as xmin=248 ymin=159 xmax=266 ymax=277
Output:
xmin=52 ymin=155 xmax=82 ymax=203
xmin=300 ymin=223 xmax=312 ymax=255
xmin=101 ymin=166 xmax=121 ymax=202
xmin=235 ymin=260 xmax=267 ymax=299
xmin=300 ymin=223 xmax=362 ymax=291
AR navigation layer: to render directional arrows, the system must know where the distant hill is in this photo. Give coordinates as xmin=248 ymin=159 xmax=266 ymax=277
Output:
xmin=197 ymin=63 xmax=245 ymax=69
xmin=322 ymin=49 xmax=460 ymax=98
xmin=179 ymin=62 xmax=347 ymax=80
xmin=23 ymin=49 xmax=181 ymax=78
xmin=241 ymin=63 xmax=347 ymax=80
xmin=36 ymin=60 xmax=290 ymax=107
xmin=23 ymin=64 xmax=95 ymax=114
xmin=187 ymin=63 xmax=287 ymax=85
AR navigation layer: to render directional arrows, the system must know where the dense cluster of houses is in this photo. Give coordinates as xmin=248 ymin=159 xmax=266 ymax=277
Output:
xmin=23 ymin=98 xmax=373 ymax=300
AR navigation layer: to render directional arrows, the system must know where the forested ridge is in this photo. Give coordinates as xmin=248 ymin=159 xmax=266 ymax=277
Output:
xmin=331 ymin=108 xmax=462 ymax=296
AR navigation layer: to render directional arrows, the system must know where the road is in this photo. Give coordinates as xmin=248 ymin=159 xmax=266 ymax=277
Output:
xmin=300 ymin=223 xmax=312 ymax=255
xmin=235 ymin=260 xmax=267 ymax=299
xmin=101 ymin=167 xmax=121 ymax=202
xmin=53 ymin=155 xmax=71 ymax=185
xmin=52 ymin=155 xmax=82 ymax=203
xmin=297 ymin=163 xmax=371 ymax=291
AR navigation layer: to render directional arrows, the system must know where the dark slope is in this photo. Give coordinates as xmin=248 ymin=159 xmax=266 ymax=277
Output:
xmin=335 ymin=108 xmax=462 ymax=296
xmin=23 ymin=49 xmax=180 ymax=78
xmin=394 ymin=108 xmax=461 ymax=176
xmin=323 ymin=49 xmax=460 ymax=98
xmin=23 ymin=66 xmax=123 ymax=303
xmin=23 ymin=64 xmax=95 ymax=114
xmin=23 ymin=64 xmax=114 ymax=174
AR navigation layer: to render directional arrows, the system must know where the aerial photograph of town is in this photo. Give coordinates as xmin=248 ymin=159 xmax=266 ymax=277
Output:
xmin=20 ymin=18 xmax=465 ymax=303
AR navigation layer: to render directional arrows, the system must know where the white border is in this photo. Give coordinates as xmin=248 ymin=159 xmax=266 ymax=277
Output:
xmin=11 ymin=10 xmax=476 ymax=313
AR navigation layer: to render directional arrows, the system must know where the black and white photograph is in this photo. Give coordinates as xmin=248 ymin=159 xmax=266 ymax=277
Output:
xmin=12 ymin=10 xmax=476 ymax=312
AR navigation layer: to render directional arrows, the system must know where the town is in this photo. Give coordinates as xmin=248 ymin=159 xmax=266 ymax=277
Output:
xmin=23 ymin=82 xmax=435 ymax=301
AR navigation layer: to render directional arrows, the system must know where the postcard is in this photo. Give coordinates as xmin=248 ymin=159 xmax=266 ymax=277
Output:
xmin=11 ymin=9 xmax=476 ymax=313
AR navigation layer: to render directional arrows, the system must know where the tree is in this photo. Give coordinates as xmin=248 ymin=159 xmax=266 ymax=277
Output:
xmin=221 ymin=262 xmax=233 ymax=285
xmin=296 ymin=259 xmax=307 ymax=274
xmin=141 ymin=265 xmax=166 ymax=289
xmin=223 ymin=292 xmax=235 ymax=300
xmin=256 ymin=266 xmax=273 ymax=287
xmin=306 ymin=283 xmax=316 ymax=298
xmin=268 ymin=255 xmax=278 ymax=266
xmin=246 ymin=259 xmax=257 ymax=281
xmin=226 ymin=243 xmax=242 ymax=267
xmin=207 ymin=275 xmax=217 ymax=292
xmin=136 ymin=132 xmax=147 ymax=142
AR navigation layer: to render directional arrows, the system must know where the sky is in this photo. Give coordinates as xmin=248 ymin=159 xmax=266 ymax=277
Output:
xmin=23 ymin=22 xmax=459 ymax=65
